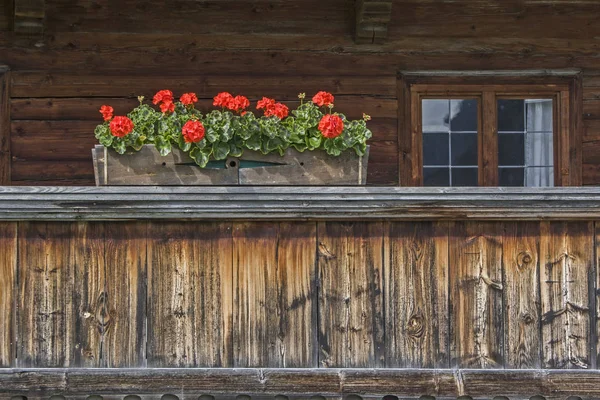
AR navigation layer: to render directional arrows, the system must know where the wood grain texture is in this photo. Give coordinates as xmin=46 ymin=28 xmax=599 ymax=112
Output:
xmin=0 ymin=69 xmax=9 ymax=185
xmin=540 ymin=221 xmax=593 ymax=369
xmin=503 ymin=222 xmax=541 ymax=368
xmin=234 ymin=222 xmax=316 ymax=367
xmin=0 ymin=222 xmax=16 ymax=367
xmin=449 ymin=221 xmax=504 ymax=368
xmin=147 ymin=222 xmax=232 ymax=367
xmin=17 ymin=222 xmax=76 ymax=367
xmin=318 ymin=222 xmax=384 ymax=367
xmin=384 ymin=221 xmax=449 ymax=368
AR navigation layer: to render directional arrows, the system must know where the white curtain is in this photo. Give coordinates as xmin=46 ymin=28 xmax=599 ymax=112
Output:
xmin=525 ymin=100 xmax=554 ymax=187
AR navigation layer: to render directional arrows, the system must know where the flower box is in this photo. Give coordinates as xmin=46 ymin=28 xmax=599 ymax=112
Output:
xmin=92 ymin=144 xmax=369 ymax=185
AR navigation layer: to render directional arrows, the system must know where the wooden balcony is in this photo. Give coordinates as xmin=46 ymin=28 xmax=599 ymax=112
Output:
xmin=1 ymin=187 xmax=600 ymax=399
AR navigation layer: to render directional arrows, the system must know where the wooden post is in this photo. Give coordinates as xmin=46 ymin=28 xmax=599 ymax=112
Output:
xmin=0 ymin=67 xmax=10 ymax=185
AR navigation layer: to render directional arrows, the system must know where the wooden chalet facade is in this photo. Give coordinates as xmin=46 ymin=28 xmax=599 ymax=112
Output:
xmin=2 ymin=1 xmax=600 ymax=399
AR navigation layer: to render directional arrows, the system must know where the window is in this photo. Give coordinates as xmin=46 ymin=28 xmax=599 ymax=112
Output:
xmin=398 ymin=73 xmax=583 ymax=187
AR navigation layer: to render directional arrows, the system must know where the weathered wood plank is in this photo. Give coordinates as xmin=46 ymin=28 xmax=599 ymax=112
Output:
xmin=148 ymin=222 xmax=232 ymax=367
xmin=233 ymin=222 xmax=316 ymax=367
xmin=103 ymin=222 xmax=147 ymax=367
xmin=540 ymin=221 xmax=593 ymax=369
xmin=449 ymin=221 xmax=504 ymax=368
xmin=17 ymin=222 xmax=76 ymax=367
xmin=503 ymin=222 xmax=541 ymax=368
xmin=318 ymin=222 xmax=384 ymax=367
xmin=384 ymin=221 xmax=449 ymax=368
xmin=0 ymin=222 xmax=16 ymax=367
xmin=0 ymin=69 xmax=9 ymax=185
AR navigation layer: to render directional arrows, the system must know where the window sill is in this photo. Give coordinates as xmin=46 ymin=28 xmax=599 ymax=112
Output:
xmin=0 ymin=186 xmax=599 ymax=221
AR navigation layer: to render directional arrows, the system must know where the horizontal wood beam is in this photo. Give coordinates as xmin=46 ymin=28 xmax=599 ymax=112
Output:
xmin=13 ymin=0 xmax=44 ymax=36
xmin=1 ymin=368 xmax=600 ymax=398
xmin=355 ymin=0 xmax=393 ymax=44
xmin=0 ymin=187 xmax=599 ymax=221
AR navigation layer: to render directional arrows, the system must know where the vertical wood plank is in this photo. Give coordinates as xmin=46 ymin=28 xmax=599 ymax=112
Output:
xmin=318 ymin=222 xmax=384 ymax=367
xmin=482 ymin=90 xmax=498 ymax=186
xmin=103 ymin=221 xmax=147 ymax=367
xmin=18 ymin=222 xmax=76 ymax=367
xmin=0 ymin=222 xmax=16 ymax=367
xmin=233 ymin=222 xmax=316 ymax=367
xmin=569 ymin=75 xmax=584 ymax=186
xmin=503 ymin=222 xmax=541 ymax=368
xmin=540 ymin=221 xmax=592 ymax=369
xmin=384 ymin=221 xmax=449 ymax=368
xmin=449 ymin=221 xmax=504 ymax=368
xmin=148 ymin=222 xmax=232 ymax=367
xmin=397 ymin=76 xmax=414 ymax=186
xmin=0 ymin=68 xmax=10 ymax=185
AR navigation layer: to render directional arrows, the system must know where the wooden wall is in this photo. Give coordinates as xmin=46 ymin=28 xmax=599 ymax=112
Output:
xmin=2 ymin=0 xmax=600 ymax=185
xmin=1 ymin=220 xmax=598 ymax=370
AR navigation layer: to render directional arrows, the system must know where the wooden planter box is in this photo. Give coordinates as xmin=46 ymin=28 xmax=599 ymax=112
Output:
xmin=92 ymin=144 xmax=369 ymax=185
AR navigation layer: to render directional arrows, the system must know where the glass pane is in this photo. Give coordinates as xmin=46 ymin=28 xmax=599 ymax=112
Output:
xmin=526 ymin=99 xmax=553 ymax=132
xmin=451 ymin=132 xmax=478 ymax=166
xmin=452 ymin=168 xmax=478 ymax=186
xmin=450 ymin=99 xmax=478 ymax=131
xmin=525 ymin=167 xmax=554 ymax=187
xmin=499 ymin=167 xmax=525 ymax=186
xmin=525 ymin=132 xmax=553 ymax=167
xmin=498 ymin=99 xmax=525 ymax=131
xmin=423 ymin=167 xmax=449 ymax=186
xmin=423 ymin=132 xmax=449 ymax=165
xmin=422 ymin=99 xmax=450 ymax=132
xmin=498 ymin=133 xmax=525 ymax=166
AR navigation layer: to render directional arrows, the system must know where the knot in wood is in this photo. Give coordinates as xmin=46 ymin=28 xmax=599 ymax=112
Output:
xmin=405 ymin=312 xmax=425 ymax=339
xmin=517 ymin=251 xmax=533 ymax=270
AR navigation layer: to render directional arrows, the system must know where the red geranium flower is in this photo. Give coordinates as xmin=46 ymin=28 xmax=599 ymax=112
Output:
xmin=180 ymin=92 xmax=198 ymax=106
xmin=153 ymin=89 xmax=174 ymax=105
xmin=312 ymin=91 xmax=335 ymax=107
xmin=182 ymin=120 xmax=205 ymax=143
xmin=231 ymin=95 xmax=250 ymax=113
xmin=318 ymin=114 xmax=344 ymax=139
xmin=159 ymin=100 xmax=175 ymax=113
xmin=109 ymin=116 xmax=134 ymax=138
xmin=257 ymin=97 xmax=276 ymax=111
xmin=265 ymin=103 xmax=289 ymax=119
xmin=99 ymin=105 xmax=113 ymax=121
xmin=213 ymin=92 xmax=234 ymax=109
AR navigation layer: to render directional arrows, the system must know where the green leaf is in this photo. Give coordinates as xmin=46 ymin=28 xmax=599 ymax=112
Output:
xmin=205 ymin=127 xmax=219 ymax=143
xmin=98 ymin=134 xmax=113 ymax=147
xmin=132 ymin=136 xmax=145 ymax=151
xmin=307 ymin=135 xmax=322 ymax=149
xmin=245 ymin=134 xmax=261 ymax=151
xmin=155 ymin=136 xmax=172 ymax=156
xmin=114 ymin=140 xmax=126 ymax=155
xmin=229 ymin=143 xmax=243 ymax=157
xmin=189 ymin=147 xmax=210 ymax=167
xmin=354 ymin=142 xmax=367 ymax=157
xmin=213 ymin=141 xmax=230 ymax=160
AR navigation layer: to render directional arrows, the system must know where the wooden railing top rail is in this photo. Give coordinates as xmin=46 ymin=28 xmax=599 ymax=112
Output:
xmin=0 ymin=186 xmax=599 ymax=220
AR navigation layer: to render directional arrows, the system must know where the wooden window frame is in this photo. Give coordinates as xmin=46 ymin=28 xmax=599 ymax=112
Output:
xmin=398 ymin=72 xmax=583 ymax=187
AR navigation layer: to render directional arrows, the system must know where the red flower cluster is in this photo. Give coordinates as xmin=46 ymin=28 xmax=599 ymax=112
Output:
xmin=180 ymin=92 xmax=198 ymax=106
xmin=318 ymin=114 xmax=344 ymax=139
xmin=153 ymin=89 xmax=175 ymax=113
xmin=257 ymin=97 xmax=289 ymax=119
xmin=182 ymin=120 xmax=205 ymax=143
xmin=109 ymin=116 xmax=134 ymax=138
xmin=99 ymin=105 xmax=113 ymax=121
xmin=312 ymin=91 xmax=334 ymax=107
xmin=213 ymin=92 xmax=250 ymax=114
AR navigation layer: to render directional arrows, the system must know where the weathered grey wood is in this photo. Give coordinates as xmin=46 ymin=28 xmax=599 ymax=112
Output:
xmin=1 ymin=186 xmax=600 ymax=221
xmin=540 ymin=221 xmax=593 ymax=369
xmin=355 ymin=0 xmax=393 ymax=44
xmin=94 ymin=145 xmax=369 ymax=186
xmin=0 ymin=223 xmax=16 ymax=367
xmin=2 ymin=368 xmax=600 ymax=399
xmin=384 ymin=221 xmax=449 ymax=368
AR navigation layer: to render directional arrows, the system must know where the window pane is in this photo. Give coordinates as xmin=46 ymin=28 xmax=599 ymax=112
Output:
xmin=498 ymin=133 xmax=525 ymax=166
xmin=452 ymin=168 xmax=478 ymax=186
xmin=424 ymin=167 xmax=450 ymax=186
xmin=422 ymin=99 xmax=450 ymax=132
xmin=450 ymin=99 xmax=478 ymax=131
xmin=498 ymin=99 xmax=525 ymax=131
xmin=423 ymin=132 xmax=449 ymax=165
xmin=499 ymin=167 xmax=525 ymax=186
xmin=497 ymin=98 xmax=553 ymax=187
xmin=451 ymin=132 xmax=478 ymax=166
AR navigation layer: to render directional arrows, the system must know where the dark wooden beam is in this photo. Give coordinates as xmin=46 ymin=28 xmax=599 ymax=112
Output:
xmin=13 ymin=0 xmax=44 ymax=36
xmin=1 ymin=368 xmax=600 ymax=399
xmin=355 ymin=0 xmax=393 ymax=44
xmin=0 ymin=67 xmax=9 ymax=185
